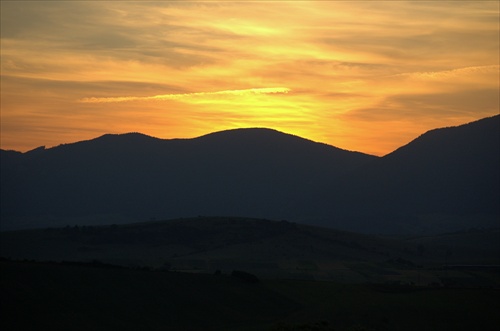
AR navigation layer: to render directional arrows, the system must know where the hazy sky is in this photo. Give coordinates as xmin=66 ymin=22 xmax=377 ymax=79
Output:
xmin=1 ymin=0 xmax=498 ymax=156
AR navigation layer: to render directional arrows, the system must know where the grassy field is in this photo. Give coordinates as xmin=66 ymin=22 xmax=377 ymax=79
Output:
xmin=2 ymin=217 xmax=498 ymax=286
xmin=1 ymin=259 xmax=499 ymax=331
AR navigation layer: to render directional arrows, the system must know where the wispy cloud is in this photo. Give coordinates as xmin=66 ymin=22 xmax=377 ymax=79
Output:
xmin=78 ymin=87 xmax=291 ymax=103
xmin=396 ymin=65 xmax=500 ymax=81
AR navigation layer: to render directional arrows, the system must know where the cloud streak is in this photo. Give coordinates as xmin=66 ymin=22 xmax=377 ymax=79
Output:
xmin=78 ymin=87 xmax=291 ymax=103
xmin=396 ymin=65 xmax=500 ymax=81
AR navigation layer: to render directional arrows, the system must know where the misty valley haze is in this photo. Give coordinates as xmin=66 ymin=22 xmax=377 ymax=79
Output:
xmin=1 ymin=115 xmax=498 ymax=234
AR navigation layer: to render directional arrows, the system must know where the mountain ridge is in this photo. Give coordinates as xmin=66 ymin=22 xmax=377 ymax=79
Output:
xmin=8 ymin=127 xmax=375 ymax=159
xmin=383 ymin=114 xmax=499 ymax=160
xmin=1 ymin=115 xmax=498 ymax=233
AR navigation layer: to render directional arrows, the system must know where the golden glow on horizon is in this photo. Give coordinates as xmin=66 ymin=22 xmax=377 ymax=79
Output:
xmin=1 ymin=1 xmax=498 ymax=156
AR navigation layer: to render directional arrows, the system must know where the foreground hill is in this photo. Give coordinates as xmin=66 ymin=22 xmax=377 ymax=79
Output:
xmin=1 ymin=115 xmax=499 ymax=234
xmin=2 ymin=217 xmax=499 ymax=286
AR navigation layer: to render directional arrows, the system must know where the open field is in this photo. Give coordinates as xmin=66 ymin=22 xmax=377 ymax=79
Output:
xmin=2 ymin=217 xmax=499 ymax=287
xmin=1 ymin=259 xmax=499 ymax=331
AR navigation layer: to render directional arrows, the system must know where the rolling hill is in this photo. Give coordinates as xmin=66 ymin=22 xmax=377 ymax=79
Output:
xmin=2 ymin=216 xmax=499 ymax=286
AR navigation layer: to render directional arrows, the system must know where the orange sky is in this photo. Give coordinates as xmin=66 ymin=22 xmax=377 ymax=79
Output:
xmin=1 ymin=0 xmax=498 ymax=156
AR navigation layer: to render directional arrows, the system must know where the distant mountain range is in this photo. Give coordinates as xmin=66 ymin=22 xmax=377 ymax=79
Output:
xmin=1 ymin=115 xmax=498 ymax=233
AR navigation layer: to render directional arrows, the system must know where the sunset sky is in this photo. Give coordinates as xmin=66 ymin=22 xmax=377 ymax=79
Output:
xmin=1 ymin=0 xmax=498 ymax=156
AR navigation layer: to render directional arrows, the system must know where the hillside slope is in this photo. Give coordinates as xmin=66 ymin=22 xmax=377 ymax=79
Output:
xmin=330 ymin=115 xmax=500 ymax=233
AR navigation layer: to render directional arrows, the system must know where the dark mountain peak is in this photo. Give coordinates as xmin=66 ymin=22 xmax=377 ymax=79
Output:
xmin=194 ymin=127 xmax=375 ymax=159
xmin=384 ymin=114 xmax=499 ymax=160
xmin=24 ymin=146 xmax=46 ymax=158
xmin=0 ymin=149 xmax=23 ymax=156
xmin=40 ymin=132 xmax=165 ymax=157
xmin=26 ymin=145 xmax=46 ymax=153
xmin=357 ymin=114 xmax=500 ymax=226
xmin=91 ymin=132 xmax=161 ymax=144
xmin=196 ymin=127 xmax=308 ymax=144
xmin=420 ymin=113 xmax=499 ymax=141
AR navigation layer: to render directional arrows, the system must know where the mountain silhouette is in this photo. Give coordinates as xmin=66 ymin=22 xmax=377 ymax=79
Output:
xmin=0 ymin=128 xmax=374 ymax=231
xmin=330 ymin=115 xmax=500 ymax=233
xmin=1 ymin=116 xmax=498 ymax=233
xmin=377 ymin=115 xmax=499 ymax=216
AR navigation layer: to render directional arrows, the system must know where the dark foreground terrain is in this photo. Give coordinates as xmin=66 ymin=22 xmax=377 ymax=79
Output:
xmin=2 ymin=217 xmax=499 ymax=286
xmin=2 ymin=217 xmax=499 ymax=330
xmin=1 ymin=259 xmax=499 ymax=331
